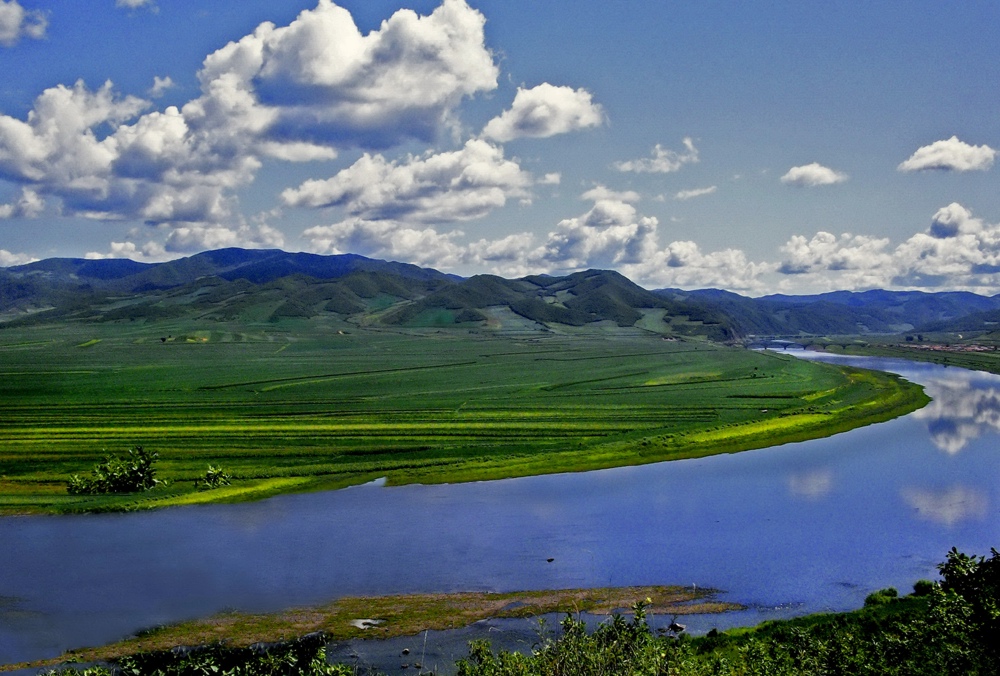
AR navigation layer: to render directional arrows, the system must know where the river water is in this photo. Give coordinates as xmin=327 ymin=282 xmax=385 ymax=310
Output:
xmin=2 ymin=355 xmax=999 ymax=668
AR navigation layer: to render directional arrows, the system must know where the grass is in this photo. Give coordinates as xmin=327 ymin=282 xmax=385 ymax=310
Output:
xmin=1 ymin=585 xmax=737 ymax=673
xmin=0 ymin=319 xmax=929 ymax=514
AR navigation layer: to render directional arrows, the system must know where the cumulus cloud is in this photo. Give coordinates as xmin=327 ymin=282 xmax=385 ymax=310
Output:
xmin=194 ymin=0 xmax=497 ymax=149
xmin=778 ymin=232 xmax=892 ymax=275
xmin=538 ymin=172 xmax=561 ymax=185
xmin=0 ymin=0 xmax=501 ymax=238
xmin=303 ymin=218 xmax=467 ymax=269
xmin=580 ymin=185 xmax=640 ymax=203
xmin=281 ymin=139 xmax=531 ymax=222
xmin=538 ymin=199 xmax=659 ymax=270
xmin=0 ymin=248 xmax=35 ymax=266
xmin=85 ymin=239 xmax=166 ymax=261
xmin=116 ymin=0 xmax=156 ymax=8
xmin=769 ymin=203 xmax=1000 ymax=292
xmin=928 ymin=202 xmax=982 ymax=239
xmin=674 ymin=186 xmax=717 ymax=201
xmin=613 ymin=138 xmax=699 ymax=174
xmin=148 ymin=76 xmax=175 ymax=98
xmin=0 ymin=0 xmax=46 ymax=46
xmin=0 ymin=187 xmax=43 ymax=218
xmin=780 ymin=162 xmax=848 ymax=187
xmin=898 ymin=136 xmax=996 ymax=172
xmin=301 ymin=194 xmax=772 ymax=292
xmin=481 ymin=83 xmax=603 ymax=142
xmin=164 ymin=223 xmax=284 ymax=253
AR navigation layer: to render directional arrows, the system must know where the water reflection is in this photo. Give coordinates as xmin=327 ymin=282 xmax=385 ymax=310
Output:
xmin=786 ymin=469 xmax=833 ymax=499
xmin=916 ymin=377 xmax=1000 ymax=454
xmin=901 ymin=485 xmax=990 ymax=526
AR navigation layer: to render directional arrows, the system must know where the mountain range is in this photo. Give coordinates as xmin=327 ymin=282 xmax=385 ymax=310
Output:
xmin=3 ymin=248 xmax=999 ymax=339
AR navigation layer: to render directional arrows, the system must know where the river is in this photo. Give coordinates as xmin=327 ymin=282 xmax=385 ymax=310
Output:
xmin=2 ymin=355 xmax=999 ymax=669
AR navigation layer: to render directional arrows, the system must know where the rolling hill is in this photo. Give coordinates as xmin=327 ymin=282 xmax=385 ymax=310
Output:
xmin=5 ymin=248 xmax=1000 ymax=339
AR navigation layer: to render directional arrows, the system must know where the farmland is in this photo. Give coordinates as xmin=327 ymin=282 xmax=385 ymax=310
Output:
xmin=0 ymin=318 xmax=927 ymax=514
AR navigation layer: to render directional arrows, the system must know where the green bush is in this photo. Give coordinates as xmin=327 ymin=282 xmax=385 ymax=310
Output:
xmin=198 ymin=464 xmax=233 ymax=490
xmin=863 ymin=586 xmax=899 ymax=607
xmin=66 ymin=447 xmax=163 ymax=495
xmin=43 ymin=634 xmax=350 ymax=676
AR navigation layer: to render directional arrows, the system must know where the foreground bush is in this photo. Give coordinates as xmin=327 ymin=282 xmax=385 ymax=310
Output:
xmin=66 ymin=447 xmax=163 ymax=495
xmin=457 ymin=548 xmax=1000 ymax=676
xmin=44 ymin=633 xmax=350 ymax=676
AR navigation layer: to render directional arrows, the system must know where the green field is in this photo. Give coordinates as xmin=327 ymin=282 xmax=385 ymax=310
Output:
xmin=0 ymin=318 xmax=928 ymax=514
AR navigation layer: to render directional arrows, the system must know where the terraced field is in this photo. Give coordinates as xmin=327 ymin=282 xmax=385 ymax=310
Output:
xmin=0 ymin=319 xmax=927 ymax=513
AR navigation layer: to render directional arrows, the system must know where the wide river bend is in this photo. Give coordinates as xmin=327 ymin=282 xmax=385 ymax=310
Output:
xmin=2 ymin=354 xmax=999 ymax=667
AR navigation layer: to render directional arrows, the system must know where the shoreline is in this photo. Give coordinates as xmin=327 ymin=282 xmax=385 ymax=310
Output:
xmin=1 ymin=585 xmax=741 ymax=673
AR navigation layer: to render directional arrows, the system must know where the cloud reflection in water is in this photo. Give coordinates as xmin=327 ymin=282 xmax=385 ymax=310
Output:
xmin=787 ymin=469 xmax=833 ymax=499
xmin=901 ymin=485 xmax=989 ymax=526
xmin=914 ymin=377 xmax=1000 ymax=454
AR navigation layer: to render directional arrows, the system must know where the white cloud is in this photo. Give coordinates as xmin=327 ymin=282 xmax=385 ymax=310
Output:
xmin=0 ymin=0 xmax=46 ymax=46
xmin=85 ymin=239 xmax=167 ymax=261
xmin=625 ymin=240 xmax=770 ymax=291
xmin=898 ymin=136 xmax=996 ymax=172
xmin=780 ymin=162 xmax=848 ymax=187
xmin=281 ymin=139 xmax=531 ymax=223
xmin=539 ymin=200 xmax=658 ymax=270
xmin=581 ymin=185 xmax=640 ymax=203
xmin=778 ymin=232 xmax=892 ymax=275
xmin=303 ymin=218 xmax=467 ymax=269
xmin=613 ymin=138 xmax=699 ymax=174
xmin=257 ymin=141 xmax=337 ymax=162
xmin=928 ymin=202 xmax=981 ymax=239
xmin=769 ymin=203 xmax=1000 ymax=293
xmin=148 ymin=76 xmax=175 ymax=98
xmin=116 ymin=0 xmax=156 ymax=8
xmin=674 ymin=186 xmax=717 ymax=201
xmin=164 ymin=223 xmax=284 ymax=253
xmin=481 ymin=83 xmax=603 ymax=142
xmin=301 ymin=196 xmax=771 ymax=292
xmin=538 ymin=172 xmax=561 ymax=185
xmin=0 ymin=248 xmax=35 ymax=266
xmin=0 ymin=0 xmax=502 ymax=241
xmin=0 ymin=186 xmax=42 ymax=218
xmin=194 ymin=0 xmax=497 ymax=149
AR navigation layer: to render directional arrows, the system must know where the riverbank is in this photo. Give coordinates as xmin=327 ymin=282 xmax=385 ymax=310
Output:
xmin=1 ymin=586 xmax=738 ymax=673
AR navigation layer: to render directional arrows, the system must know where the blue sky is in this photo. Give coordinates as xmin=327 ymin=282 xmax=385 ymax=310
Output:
xmin=1 ymin=0 xmax=999 ymax=294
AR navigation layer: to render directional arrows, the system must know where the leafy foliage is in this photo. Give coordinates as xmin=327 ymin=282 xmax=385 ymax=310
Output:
xmin=455 ymin=549 xmax=1000 ymax=676
xmin=42 ymin=633 xmax=350 ymax=676
xmin=198 ymin=464 xmax=233 ymax=490
xmin=66 ymin=447 xmax=163 ymax=495
xmin=863 ymin=586 xmax=898 ymax=607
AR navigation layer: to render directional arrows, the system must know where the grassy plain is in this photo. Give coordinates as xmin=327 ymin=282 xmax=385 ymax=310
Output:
xmin=0 ymin=318 xmax=927 ymax=514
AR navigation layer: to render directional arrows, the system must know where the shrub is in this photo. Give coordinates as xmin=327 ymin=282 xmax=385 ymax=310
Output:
xmin=66 ymin=447 xmax=162 ymax=495
xmin=199 ymin=464 xmax=232 ymax=490
xmin=863 ymin=587 xmax=898 ymax=607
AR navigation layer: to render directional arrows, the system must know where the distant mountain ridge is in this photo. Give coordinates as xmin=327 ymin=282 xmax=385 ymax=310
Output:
xmin=656 ymin=287 xmax=1000 ymax=337
xmin=3 ymin=248 xmax=1000 ymax=338
xmin=0 ymin=248 xmax=732 ymax=338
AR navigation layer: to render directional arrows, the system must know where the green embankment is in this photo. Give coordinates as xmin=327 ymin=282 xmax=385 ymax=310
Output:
xmin=0 ymin=321 xmax=928 ymax=514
